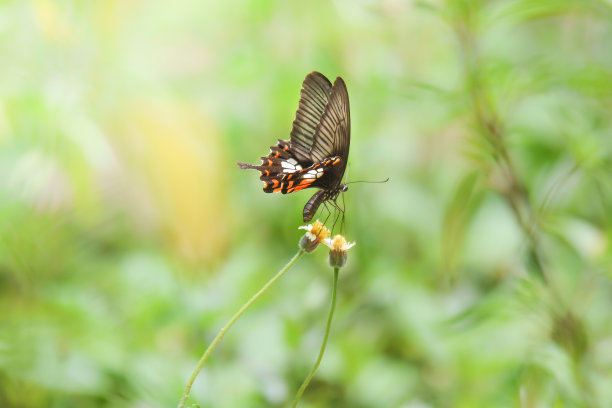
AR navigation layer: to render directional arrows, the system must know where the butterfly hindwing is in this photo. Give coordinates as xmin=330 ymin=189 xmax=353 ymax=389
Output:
xmin=277 ymin=156 xmax=343 ymax=194
xmin=238 ymin=139 xmax=305 ymax=191
xmin=239 ymin=142 xmax=343 ymax=195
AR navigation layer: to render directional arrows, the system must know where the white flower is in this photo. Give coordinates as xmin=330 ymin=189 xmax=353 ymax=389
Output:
xmin=323 ymin=235 xmax=356 ymax=267
xmin=298 ymin=220 xmax=330 ymax=253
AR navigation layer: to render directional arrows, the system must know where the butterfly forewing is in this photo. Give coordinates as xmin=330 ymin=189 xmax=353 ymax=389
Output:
xmin=309 ymin=77 xmax=350 ymax=182
xmin=289 ymin=72 xmax=333 ymax=164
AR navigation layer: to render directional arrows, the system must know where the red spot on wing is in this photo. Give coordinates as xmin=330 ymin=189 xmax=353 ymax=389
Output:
xmin=290 ymin=179 xmax=314 ymax=192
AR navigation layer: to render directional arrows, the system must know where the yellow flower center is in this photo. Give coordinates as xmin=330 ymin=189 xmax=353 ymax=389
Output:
xmin=330 ymin=234 xmax=348 ymax=250
xmin=311 ymin=221 xmax=331 ymax=241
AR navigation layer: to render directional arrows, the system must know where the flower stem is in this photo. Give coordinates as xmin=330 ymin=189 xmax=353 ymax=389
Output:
xmin=177 ymin=249 xmax=306 ymax=408
xmin=291 ymin=267 xmax=340 ymax=408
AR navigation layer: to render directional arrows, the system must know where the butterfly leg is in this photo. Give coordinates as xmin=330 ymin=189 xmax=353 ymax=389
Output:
xmin=321 ymin=202 xmax=332 ymax=227
xmin=339 ymin=192 xmax=346 ymax=236
xmin=331 ymin=205 xmax=343 ymax=236
xmin=328 ymin=198 xmax=343 ymax=213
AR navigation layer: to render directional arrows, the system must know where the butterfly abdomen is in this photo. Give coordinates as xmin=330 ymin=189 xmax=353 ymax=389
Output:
xmin=303 ymin=189 xmax=329 ymax=223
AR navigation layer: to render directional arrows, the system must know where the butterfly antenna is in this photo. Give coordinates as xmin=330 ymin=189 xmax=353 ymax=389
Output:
xmin=346 ymin=177 xmax=389 ymax=185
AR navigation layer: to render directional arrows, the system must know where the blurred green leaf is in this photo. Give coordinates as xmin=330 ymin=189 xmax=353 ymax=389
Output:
xmin=442 ymin=171 xmax=483 ymax=281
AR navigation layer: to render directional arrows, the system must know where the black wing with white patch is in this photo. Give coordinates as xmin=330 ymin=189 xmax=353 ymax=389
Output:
xmin=237 ymin=72 xmax=351 ymax=223
xmin=237 ymin=139 xmax=343 ymax=194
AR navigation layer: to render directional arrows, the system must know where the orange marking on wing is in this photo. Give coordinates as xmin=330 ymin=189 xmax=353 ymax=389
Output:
xmin=291 ymin=179 xmax=314 ymax=192
xmin=333 ymin=157 xmax=341 ymax=164
xmin=274 ymin=151 xmax=279 ymax=158
xmin=271 ymin=179 xmax=279 ymax=187
xmin=267 ymin=158 xmax=273 ymax=166
xmin=264 ymin=169 xmax=270 ymax=176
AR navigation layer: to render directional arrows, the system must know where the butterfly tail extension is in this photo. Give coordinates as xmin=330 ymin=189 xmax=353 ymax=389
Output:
xmin=237 ymin=162 xmax=258 ymax=170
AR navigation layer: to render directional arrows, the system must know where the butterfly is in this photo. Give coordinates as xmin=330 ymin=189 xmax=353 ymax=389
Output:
xmin=237 ymin=71 xmax=351 ymax=223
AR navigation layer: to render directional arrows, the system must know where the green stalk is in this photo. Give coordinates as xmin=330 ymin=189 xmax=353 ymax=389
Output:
xmin=177 ymin=249 xmax=306 ymax=408
xmin=291 ymin=267 xmax=340 ymax=408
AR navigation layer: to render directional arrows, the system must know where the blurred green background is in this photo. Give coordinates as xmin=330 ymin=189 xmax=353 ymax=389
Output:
xmin=1 ymin=0 xmax=612 ymax=407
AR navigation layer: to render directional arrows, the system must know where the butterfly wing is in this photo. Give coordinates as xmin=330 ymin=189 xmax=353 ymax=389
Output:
xmin=238 ymin=140 xmax=342 ymax=194
xmin=237 ymin=139 xmax=305 ymax=192
xmin=290 ymin=73 xmax=350 ymax=169
xmin=238 ymin=148 xmax=343 ymax=194
xmin=308 ymin=77 xmax=350 ymax=189
xmin=289 ymin=72 xmax=333 ymax=164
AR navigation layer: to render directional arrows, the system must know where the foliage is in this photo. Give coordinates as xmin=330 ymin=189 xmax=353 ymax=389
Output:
xmin=1 ymin=0 xmax=611 ymax=407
